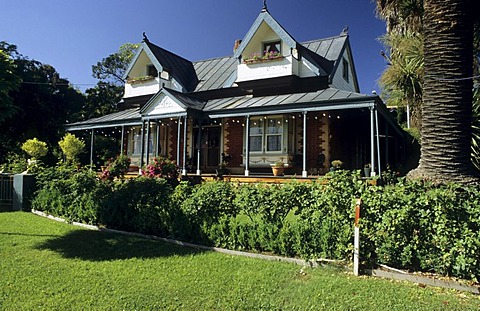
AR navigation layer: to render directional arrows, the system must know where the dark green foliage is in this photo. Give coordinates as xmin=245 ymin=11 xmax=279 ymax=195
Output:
xmin=361 ymin=179 xmax=480 ymax=281
xmin=32 ymin=166 xmax=480 ymax=281
xmin=0 ymin=41 xmax=85 ymax=165
xmin=32 ymin=164 xmax=105 ymax=224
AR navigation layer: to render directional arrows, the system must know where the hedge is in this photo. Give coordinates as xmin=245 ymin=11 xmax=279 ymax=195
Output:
xmin=31 ymin=167 xmax=480 ymax=281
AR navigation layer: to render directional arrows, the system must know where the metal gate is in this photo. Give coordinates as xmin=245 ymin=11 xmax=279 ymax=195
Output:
xmin=0 ymin=174 xmax=14 ymax=211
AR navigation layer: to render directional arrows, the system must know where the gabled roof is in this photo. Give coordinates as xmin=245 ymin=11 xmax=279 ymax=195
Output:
xmin=123 ymin=40 xmax=199 ymax=92
xmin=233 ymin=10 xmax=298 ymax=59
xmin=140 ymin=87 xmax=206 ymax=118
xmin=189 ymin=36 xmax=349 ymax=93
xmin=193 ymin=56 xmax=237 ymax=92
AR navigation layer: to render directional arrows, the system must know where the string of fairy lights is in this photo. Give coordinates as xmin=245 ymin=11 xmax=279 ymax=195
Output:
xmin=81 ymin=113 xmax=342 ymax=138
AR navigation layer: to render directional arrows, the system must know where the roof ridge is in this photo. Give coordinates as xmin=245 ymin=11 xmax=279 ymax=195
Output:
xmin=193 ymin=55 xmax=233 ymax=63
xmin=146 ymin=41 xmax=192 ymax=64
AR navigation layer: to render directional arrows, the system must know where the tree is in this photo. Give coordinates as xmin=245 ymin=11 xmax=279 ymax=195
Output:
xmin=376 ymin=0 xmax=424 ymax=35
xmin=379 ymin=32 xmax=424 ymax=128
xmin=59 ymin=133 xmax=85 ymax=163
xmin=408 ymin=0 xmax=479 ymax=183
xmin=91 ymin=43 xmax=138 ymax=85
xmin=78 ymin=43 xmax=139 ymax=121
xmin=0 ymin=48 xmax=20 ymax=124
xmin=21 ymin=138 xmax=48 ymax=160
xmin=0 ymin=41 xmax=85 ymax=164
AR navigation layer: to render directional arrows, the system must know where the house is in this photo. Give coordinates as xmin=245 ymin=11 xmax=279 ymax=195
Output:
xmin=66 ymin=4 xmax=405 ymax=178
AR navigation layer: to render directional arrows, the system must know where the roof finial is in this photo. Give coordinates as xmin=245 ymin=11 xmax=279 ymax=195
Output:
xmin=142 ymin=32 xmax=149 ymax=43
xmin=341 ymin=26 xmax=349 ymax=35
xmin=262 ymin=0 xmax=268 ymax=12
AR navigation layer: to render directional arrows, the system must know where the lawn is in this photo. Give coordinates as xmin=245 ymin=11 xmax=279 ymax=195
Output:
xmin=0 ymin=212 xmax=479 ymax=310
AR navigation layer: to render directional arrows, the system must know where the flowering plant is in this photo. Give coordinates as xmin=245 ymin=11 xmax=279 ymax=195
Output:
xmin=142 ymin=157 xmax=179 ymax=181
xmin=100 ymin=154 xmax=131 ymax=181
xmin=243 ymin=51 xmax=283 ymax=63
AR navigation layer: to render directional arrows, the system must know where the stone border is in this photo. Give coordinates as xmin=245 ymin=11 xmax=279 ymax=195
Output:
xmin=366 ymin=267 xmax=479 ymax=295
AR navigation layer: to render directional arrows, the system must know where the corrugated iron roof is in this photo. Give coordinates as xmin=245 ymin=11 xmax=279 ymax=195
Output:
xmin=191 ymin=35 xmax=347 ymax=93
xmin=65 ymin=108 xmax=142 ymax=131
xmin=203 ymin=88 xmax=372 ymax=113
xmin=145 ymin=41 xmax=199 ymax=92
xmin=193 ymin=57 xmax=237 ymax=92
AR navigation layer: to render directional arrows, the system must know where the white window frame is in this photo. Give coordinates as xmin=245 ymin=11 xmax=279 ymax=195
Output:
xmin=248 ymin=116 xmax=284 ymax=154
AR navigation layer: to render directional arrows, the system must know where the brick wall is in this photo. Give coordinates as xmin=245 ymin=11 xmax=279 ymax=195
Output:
xmin=224 ymin=118 xmax=244 ymax=167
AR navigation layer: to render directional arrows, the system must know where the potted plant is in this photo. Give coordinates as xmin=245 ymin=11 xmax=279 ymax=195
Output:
xmin=364 ymin=163 xmax=371 ymax=177
xmin=216 ymin=153 xmax=231 ymax=178
xmin=330 ymin=160 xmax=343 ymax=171
xmin=271 ymin=161 xmax=287 ymax=176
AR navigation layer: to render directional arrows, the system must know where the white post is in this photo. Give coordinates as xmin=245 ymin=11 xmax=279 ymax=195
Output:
xmin=353 ymin=198 xmax=361 ymax=276
xmin=182 ymin=116 xmax=188 ymax=176
xmin=375 ymin=109 xmax=382 ymax=178
xmin=370 ymin=107 xmax=376 ymax=176
xmin=406 ymin=104 xmax=411 ymax=129
xmin=302 ymin=111 xmax=308 ymax=178
xmin=245 ymin=115 xmax=250 ymax=176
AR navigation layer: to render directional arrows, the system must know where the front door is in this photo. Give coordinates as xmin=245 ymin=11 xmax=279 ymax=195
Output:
xmin=193 ymin=126 xmax=221 ymax=170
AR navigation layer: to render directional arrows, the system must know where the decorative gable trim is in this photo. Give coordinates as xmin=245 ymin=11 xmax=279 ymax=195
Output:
xmin=233 ymin=11 xmax=297 ymax=59
xmin=122 ymin=42 xmax=163 ymax=81
xmin=141 ymin=89 xmax=187 ymax=118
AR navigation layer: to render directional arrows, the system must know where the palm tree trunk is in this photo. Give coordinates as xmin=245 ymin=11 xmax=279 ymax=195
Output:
xmin=408 ymin=0 xmax=478 ymax=183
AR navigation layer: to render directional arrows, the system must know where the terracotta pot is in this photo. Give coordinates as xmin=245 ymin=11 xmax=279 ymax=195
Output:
xmin=272 ymin=167 xmax=284 ymax=176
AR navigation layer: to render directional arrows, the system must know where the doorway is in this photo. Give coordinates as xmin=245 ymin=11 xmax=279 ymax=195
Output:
xmin=193 ymin=126 xmax=221 ymax=170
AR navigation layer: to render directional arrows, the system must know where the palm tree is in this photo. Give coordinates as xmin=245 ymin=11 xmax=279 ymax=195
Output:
xmin=407 ymin=0 xmax=479 ymax=183
xmin=379 ymin=32 xmax=424 ymax=128
xmin=376 ymin=0 xmax=423 ymax=35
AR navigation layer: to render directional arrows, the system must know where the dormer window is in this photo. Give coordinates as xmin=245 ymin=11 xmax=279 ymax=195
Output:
xmin=342 ymin=58 xmax=349 ymax=82
xmin=263 ymin=41 xmax=281 ymax=56
xmin=147 ymin=65 xmax=158 ymax=77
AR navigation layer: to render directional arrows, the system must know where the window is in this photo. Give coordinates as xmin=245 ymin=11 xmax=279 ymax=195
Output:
xmin=266 ymin=117 xmax=282 ymax=152
xmin=248 ymin=116 xmax=283 ymax=153
xmin=263 ymin=41 xmax=281 ymax=55
xmin=342 ymin=58 xmax=349 ymax=82
xmin=147 ymin=64 xmax=158 ymax=77
xmin=249 ymin=119 xmax=264 ymax=152
xmin=129 ymin=126 xmax=157 ymax=155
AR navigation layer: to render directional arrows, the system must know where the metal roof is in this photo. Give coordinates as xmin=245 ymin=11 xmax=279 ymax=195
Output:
xmin=65 ymin=108 xmax=142 ymax=131
xmin=190 ymin=36 xmax=348 ymax=93
xmin=204 ymin=88 xmax=375 ymax=116
xmin=145 ymin=41 xmax=199 ymax=92
xmin=193 ymin=56 xmax=237 ymax=92
xmin=140 ymin=88 xmax=206 ymax=115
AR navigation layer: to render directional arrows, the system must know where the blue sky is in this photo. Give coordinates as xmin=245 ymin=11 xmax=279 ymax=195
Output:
xmin=0 ymin=0 xmax=388 ymax=94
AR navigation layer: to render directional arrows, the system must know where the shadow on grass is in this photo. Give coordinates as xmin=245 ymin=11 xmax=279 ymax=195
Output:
xmin=35 ymin=229 xmax=204 ymax=261
xmin=0 ymin=232 xmax=62 ymax=238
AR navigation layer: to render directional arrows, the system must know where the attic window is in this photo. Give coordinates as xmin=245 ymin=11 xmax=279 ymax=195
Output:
xmin=342 ymin=58 xmax=349 ymax=82
xmin=147 ymin=65 xmax=158 ymax=78
xmin=263 ymin=41 xmax=281 ymax=56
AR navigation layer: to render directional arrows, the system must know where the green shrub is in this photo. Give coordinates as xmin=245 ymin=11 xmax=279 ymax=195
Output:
xmin=32 ymin=165 xmax=104 ymax=224
xmin=99 ymin=177 xmax=174 ymax=236
xmin=30 ymin=166 xmax=480 ymax=282
xmin=58 ymin=133 xmax=85 ymax=163
xmin=21 ymin=138 xmax=48 ymax=159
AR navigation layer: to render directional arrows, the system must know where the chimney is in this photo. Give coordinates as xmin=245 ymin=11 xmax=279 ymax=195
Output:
xmin=233 ymin=39 xmax=242 ymax=52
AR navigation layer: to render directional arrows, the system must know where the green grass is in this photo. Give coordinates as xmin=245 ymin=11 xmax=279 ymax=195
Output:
xmin=1 ymin=212 xmax=479 ymax=310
